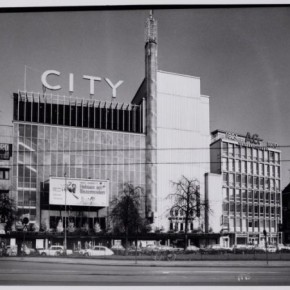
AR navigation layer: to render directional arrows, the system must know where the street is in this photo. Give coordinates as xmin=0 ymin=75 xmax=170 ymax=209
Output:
xmin=0 ymin=258 xmax=290 ymax=285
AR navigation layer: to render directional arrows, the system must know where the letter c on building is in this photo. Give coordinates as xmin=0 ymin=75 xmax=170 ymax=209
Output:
xmin=41 ymin=70 xmax=61 ymax=91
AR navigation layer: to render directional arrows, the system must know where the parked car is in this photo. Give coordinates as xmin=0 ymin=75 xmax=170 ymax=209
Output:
xmin=21 ymin=245 xmax=37 ymax=256
xmin=38 ymin=245 xmax=73 ymax=256
xmin=277 ymin=244 xmax=290 ymax=253
xmin=4 ymin=245 xmax=17 ymax=256
xmin=83 ymin=246 xmax=114 ymax=257
xmin=185 ymin=245 xmax=200 ymax=254
xmin=141 ymin=244 xmax=160 ymax=254
xmin=127 ymin=246 xmax=142 ymax=255
xmin=200 ymin=244 xmax=231 ymax=254
xmin=111 ymin=244 xmax=125 ymax=254
xmin=233 ymin=245 xmax=255 ymax=254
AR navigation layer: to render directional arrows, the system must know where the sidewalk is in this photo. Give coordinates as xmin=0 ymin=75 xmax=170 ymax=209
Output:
xmin=1 ymin=256 xmax=290 ymax=267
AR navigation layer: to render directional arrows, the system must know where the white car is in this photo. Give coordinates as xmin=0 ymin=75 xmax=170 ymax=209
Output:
xmin=5 ymin=245 xmax=17 ymax=256
xmin=83 ymin=246 xmax=114 ymax=257
xmin=38 ymin=245 xmax=73 ymax=256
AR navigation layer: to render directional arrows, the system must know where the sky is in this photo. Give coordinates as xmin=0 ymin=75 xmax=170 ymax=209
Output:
xmin=0 ymin=7 xmax=290 ymax=187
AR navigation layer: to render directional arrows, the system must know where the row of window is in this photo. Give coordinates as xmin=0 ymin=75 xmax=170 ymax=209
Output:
xmin=222 ymin=216 xmax=279 ymax=229
xmin=223 ymin=188 xmax=281 ymax=203
xmin=222 ymin=203 xmax=281 ymax=216
xmin=223 ymin=173 xmax=280 ymax=191
xmin=222 ymin=158 xmax=280 ymax=177
xmin=222 ymin=142 xmax=280 ymax=163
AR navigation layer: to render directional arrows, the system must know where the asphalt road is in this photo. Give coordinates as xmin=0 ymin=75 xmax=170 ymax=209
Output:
xmin=0 ymin=259 xmax=290 ymax=285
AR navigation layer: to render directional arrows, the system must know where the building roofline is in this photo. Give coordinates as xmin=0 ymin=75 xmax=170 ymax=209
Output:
xmin=157 ymin=70 xmax=200 ymax=80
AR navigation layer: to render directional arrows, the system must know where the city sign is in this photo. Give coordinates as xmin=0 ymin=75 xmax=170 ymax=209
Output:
xmin=49 ymin=177 xmax=109 ymax=207
xmin=41 ymin=70 xmax=123 ymax=98
xmin=0 ymin=143 xmax=12 ymax=160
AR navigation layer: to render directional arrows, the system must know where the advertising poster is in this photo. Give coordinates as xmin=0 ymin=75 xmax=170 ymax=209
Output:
xmin=49 ymin=177 xmax=109 ymax=207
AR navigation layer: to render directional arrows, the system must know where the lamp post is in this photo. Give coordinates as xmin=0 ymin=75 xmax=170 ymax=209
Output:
xmin=263 ymin=229 xmax=268 ymax=265
xmin=64 ymin=165 xmax=67 ymax=255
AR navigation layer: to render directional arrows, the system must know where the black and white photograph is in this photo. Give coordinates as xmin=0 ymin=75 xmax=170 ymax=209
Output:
xmin=0 ymin=1 xmax=290 ymax=286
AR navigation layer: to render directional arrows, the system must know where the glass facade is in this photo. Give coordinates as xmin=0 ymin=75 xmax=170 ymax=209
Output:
xmin=12 ymin=92 xmax=146 ymax=231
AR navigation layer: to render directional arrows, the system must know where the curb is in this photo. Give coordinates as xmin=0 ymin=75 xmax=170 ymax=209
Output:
xmin=1 ymin=257 xmax=290 ymax=268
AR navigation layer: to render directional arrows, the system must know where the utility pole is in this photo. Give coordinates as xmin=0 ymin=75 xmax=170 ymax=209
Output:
xmin=64 ymin=164 xmax=67 ymax=255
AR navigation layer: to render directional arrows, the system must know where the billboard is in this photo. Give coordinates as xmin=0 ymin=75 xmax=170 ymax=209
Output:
xmin=49 ymin=177 xmax=109 ymax=207
xmin=0 ymin=143 xmax=12 ymax=160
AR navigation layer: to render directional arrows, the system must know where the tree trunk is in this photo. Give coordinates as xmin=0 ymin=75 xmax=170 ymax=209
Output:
xmin=125 ymin=226 xmax=129 ymax=256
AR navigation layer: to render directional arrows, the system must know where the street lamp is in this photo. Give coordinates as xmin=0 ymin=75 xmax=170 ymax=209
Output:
xmin=64 ymin=165 xmax=67 ymax=254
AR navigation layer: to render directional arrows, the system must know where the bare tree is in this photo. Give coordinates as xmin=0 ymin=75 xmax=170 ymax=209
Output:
xmin=168 ymin=176 xmax=210 ymax=249
xmin=110 ymin=183 xmax=147 ymax=252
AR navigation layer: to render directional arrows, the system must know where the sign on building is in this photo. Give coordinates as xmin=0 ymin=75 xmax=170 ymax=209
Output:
xmin=0 ymin=144 xmax=12 ymax=160
xmin=49 ymin=177 xmax=109 ymax=207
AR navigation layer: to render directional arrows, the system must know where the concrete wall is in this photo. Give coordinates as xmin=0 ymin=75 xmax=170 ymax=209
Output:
xmin=155 ymin=71 xmax=210 ymax=230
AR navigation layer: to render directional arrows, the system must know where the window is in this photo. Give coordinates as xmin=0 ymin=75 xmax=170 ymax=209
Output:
xmin=265 ymin=178 xmax=269 ymax=190
xmin=229 ymin=173 xmax=234 ymax=186
xmin=259 ymin=163 xmax=264 ymax=176
xmin=264 ymin=151 xmax=269 ymax=162
xmin=275 ymin=179 xmax=280 ymax=191
xmin=247 ymin=162 xmax=252 ymax=174
xmin=223 ymin=187 xmax=229 ymax=202
xmin=242 ymin=190 xmax=247 ymax=202
xmin=260 ymin=206 xmax=264 ymax=215
xmin=241 ymin=147 xmax=246 ymax=159
xmin=254 ymin=220 xmax=259 ymax=228
xmin=241 ymin=175 xmax=246 ymax=188
xmin=248 ymin=190 xmax=253 ymax=202
xmin=228 ymin=143 xmax=234 ymax=157
xmin=223 ymin=173 xmax=228 ymax=185
xmin=242 ymin=204 xmax=247 ymax=214
xmin=266 ymin=192 xmax=270 ymax=203
xmin=235 ymin=160 xmax=241 ymax=172
xmin=276 ymin=193 xmax=280 ymax=204
xmin=229 ymin=188 xmax=234 ymax=201
xmin=228 ymin=159 xmax=234 ymax=171
xmin=248 ymin=176 xmax=253 ymax=188
xmin=275 ymin=152 xmax=280 ymax=164
xmin=260 ymin=191 xmax=264 ymax=202
xmin=222 ymin=142 xmax=228 ymax=156
xmin=236 ymin=189 xmax=241 ymax=201
xmin=275 ymin=166 xmax=280 ymax=178
xmin=222 ymin=158 xmax=228 ymax=171
xmin=230 ymin=202 xmax=235 ymax=213
xmin=254 ymin=191 xmax=259 ymax=202
xmin=259 ymin=177 xmax=264 ymax=189
xmin=270 ymin=179 xmax=275 ymax=191
xmin=247 ymin=148 xmax=252 ymax=160
xmin=0 ymin=168 xmax=9 ymax=180
xmin=223 ymin=203 xmax=229 ymax=212
xmin=269 ymin=151 xmax=275 ymax=163
xmin=241 ymin=161 xmax=246 ymax=173
xmin=254 ymin=177 xmax=258 ymax=189
xmin=236 ymin=174 xmax=241 ymax=188
xmin=235 ymin=145 xmax=241 ymax=158
xmin=253 ymin=149 xmax=257 ymax=161
xmin=270 ymin=165 xmax=275 ymax=177
xmin=270 ymin=193 xmax=275 ymax=203
xmin=258 ymin=150 xmax=263 ymax=162
xmin=248 ymin=205 xmax=253 ymax=216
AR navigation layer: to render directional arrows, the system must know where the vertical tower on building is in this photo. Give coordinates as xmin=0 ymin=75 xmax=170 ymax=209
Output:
xmin=145 ymin=11 xmax=158 ymax=219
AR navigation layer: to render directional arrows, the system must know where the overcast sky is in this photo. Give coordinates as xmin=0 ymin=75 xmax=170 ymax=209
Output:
xmin=0 ymin=7 xmax=290 ymax=187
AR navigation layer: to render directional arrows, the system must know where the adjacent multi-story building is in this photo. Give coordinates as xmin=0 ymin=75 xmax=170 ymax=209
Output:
xmin=0 ymin=125 xmax=13 ymax=233
xmin=210 ymin=130 xmax=282 ymax=246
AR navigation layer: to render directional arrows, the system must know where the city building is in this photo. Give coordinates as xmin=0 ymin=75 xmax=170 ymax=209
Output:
xmin=210 ymin=130 xmax=282 ymax=246
xmin=8 ymin=13 xmax=212 ymax=248
xmin=282 ymin=183 xmax=290 ymax=244
xmin=0 ymin=125 xmax=13 ymax=233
